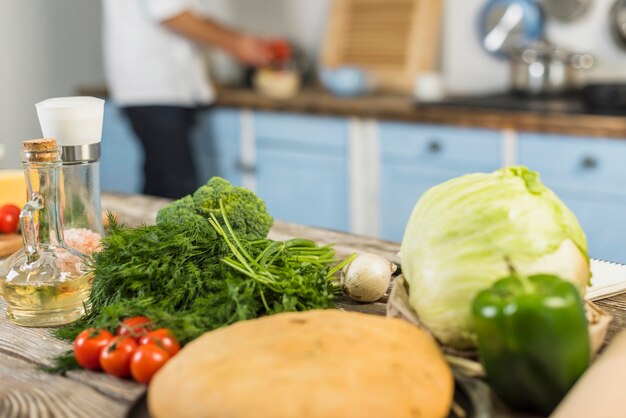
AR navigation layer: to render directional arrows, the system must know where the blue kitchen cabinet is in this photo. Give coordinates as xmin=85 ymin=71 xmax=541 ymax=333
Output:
xmin=518 ymin=133 xmax=626 ymax=263
xmin=101 ymin=103 xmax=142 ymax=194
xmin=192 ymin=108 xmax=242 ymax=186
xmin=379 ymin=123 xmax=502 ymax=241
xmin=254 ymin=112 xmax=349 ymax=231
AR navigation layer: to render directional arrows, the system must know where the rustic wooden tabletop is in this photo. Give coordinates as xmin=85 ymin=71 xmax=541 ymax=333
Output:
xmin=0 ymin=193 xmax=623 ymax=417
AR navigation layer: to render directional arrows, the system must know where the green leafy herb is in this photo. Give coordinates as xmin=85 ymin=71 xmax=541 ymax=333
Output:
xmin=51 ymin=178 xmax=352 ymax=374
xmin=40 ymin=350 xmax=79 ymax=375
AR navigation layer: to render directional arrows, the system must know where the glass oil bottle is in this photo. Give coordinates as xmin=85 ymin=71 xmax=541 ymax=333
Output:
xmin=0 ymin=139 xmax=91 ymax=326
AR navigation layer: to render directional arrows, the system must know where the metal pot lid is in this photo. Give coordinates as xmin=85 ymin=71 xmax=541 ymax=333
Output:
xmin=511 ymin=39 xmax=560 ymax=61
xmin=511 ymin=39 xmax=594 ymax=68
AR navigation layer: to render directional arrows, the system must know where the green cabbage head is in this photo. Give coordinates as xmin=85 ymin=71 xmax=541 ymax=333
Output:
xmin=400 ymin=166 xmax=589 ymax=349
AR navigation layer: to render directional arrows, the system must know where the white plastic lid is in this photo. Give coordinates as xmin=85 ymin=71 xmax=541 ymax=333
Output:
xmin=36 ymin=97 xmax=105 ymax=146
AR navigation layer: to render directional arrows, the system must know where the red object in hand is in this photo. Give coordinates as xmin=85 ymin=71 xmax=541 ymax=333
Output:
xmin=100 ymin=337 xmax=138 ymax=378
xmin=138 ymin=328 xmax=181 ymax=357
xmin=267 ymin=39 xmax=292 ymax=62
xmin=116 ymin=316 xmax=152 ymax=338
xmin=0 ymin=204 xmax=20 ymax=234
xmin=130 ymin=343 xmax=171 ymax=384
xmin=74 ymin=328 xmax=114 ymax=370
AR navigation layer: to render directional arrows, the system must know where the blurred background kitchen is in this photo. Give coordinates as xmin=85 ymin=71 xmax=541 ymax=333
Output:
xmin=2 ymin=0 xmax=626 ymax=262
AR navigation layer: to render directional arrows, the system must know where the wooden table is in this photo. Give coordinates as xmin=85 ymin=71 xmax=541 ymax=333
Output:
xmin=0 ymin=193 xmax=624 ymax=417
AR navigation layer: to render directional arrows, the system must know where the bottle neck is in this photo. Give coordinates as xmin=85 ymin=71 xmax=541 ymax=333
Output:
xmin=23 ymin=160 xmax=64 ymax=246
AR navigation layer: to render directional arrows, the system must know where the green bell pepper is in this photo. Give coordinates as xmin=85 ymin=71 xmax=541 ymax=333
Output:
xmin=472 ymin=273 xmax=590 ymax=414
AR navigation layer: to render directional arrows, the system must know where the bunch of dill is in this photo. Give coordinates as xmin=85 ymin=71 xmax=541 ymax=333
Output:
xmin=53 ymin=204 xmax=349 ymax=349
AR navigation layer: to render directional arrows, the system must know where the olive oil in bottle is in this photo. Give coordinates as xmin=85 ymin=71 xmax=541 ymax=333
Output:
xmin=0 ymin=139 xmax=91 ymax=327
xmin=0 ymin=273 xmax=92 ymax=326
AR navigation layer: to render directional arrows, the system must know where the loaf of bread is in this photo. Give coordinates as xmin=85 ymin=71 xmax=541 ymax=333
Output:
xmin=149 ymin=309 xmax=453 ymax=418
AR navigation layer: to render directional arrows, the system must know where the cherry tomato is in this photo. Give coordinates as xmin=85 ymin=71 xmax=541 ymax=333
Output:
xmin=99 ymin=337 xmax=138 ymax=378
xmin=74 ymin=328 xmax=114 ymax=370
xmin=138 ymin=328 xmax=181 ymax=357
xmin=0 ymin=204 xmax=20 ymax=234
xmin=130 ymin=343 xmax=170 ymax=384
xmin=116 ymin=316 xmax=152 ymax=338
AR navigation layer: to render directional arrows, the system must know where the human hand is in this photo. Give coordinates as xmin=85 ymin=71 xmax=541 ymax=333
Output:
xmin=233 ymin=35 xmax=272 ymax=67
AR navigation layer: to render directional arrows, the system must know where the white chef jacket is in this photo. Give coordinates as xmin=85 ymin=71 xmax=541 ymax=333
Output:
xmin=103 ymin=0 xmax=215 ymax=106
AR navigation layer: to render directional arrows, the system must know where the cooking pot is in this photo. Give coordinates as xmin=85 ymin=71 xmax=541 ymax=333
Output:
xmin=510 ymin=40 xmax=594 ymax=95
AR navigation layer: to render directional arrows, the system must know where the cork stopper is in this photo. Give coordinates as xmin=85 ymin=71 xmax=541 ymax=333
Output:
xmin=22 ymin=138 xmax=60 ymax=162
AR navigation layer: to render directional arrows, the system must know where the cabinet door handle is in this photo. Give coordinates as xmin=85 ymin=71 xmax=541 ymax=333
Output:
xmin=236 ymin=161 xmax=256 ymax=174
xmin=427 ymin=140 xmax=442 ymax=154
xmin=581 ymin=156 xmax=598 ymax=170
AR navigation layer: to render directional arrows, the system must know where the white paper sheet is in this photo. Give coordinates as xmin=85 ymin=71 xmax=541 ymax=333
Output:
xmin=587 ymin=258 xmax=626 ymax=301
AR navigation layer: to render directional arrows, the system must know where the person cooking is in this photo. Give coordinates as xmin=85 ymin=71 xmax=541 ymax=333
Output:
xmin=103 ymin=0 xmax=272 ymax=198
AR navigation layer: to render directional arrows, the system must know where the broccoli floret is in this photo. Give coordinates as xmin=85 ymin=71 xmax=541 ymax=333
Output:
xmin=156 ymin=177 xmax=273 ymax=241
xmin=156 ymin=195 xmax=204 ymax=225
xmin=192 ymin=177 xmax=273 ymax=240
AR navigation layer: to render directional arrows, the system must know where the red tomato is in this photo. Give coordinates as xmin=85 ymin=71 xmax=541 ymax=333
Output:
xmin=74 ymin=328 xmax=114 ymax=370
xmin=99 ymin=337 xmax=138 ymax=378
xmin=130 ymin=343 xmax=170 ymax=384
xmin=138 ymin=328 xmax=181 ymax=357
xmin=0 ymin=204 xmax=20 ymax=234
xmin=116 ymin=316 xmax=152 ymax=338
xmin=267 ymin=39 xmax=291 ymax=62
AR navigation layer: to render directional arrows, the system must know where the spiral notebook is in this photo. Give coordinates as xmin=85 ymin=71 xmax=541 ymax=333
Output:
xmin=587 ymin=258 xmax=626 ymax=301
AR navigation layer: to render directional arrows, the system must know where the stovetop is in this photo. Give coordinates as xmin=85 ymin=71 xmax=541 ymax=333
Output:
xmin=426 ymin=93 xmax=626 ymax=117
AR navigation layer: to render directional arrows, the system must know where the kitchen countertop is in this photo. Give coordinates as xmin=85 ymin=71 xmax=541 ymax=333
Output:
xmin=79 ymin=84 xmax=626 ymax=139
xmin=213 ymin=85 xmax=626 ymax=139
xmin=1 ymin=192 xmax=624 ymax=417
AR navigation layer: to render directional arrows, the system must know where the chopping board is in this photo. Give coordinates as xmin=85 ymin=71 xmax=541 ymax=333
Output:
xmin=0 ymin=234 xmax=22 ymax=259
xmin=321 ymin=0 xmax=442 ymax=92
